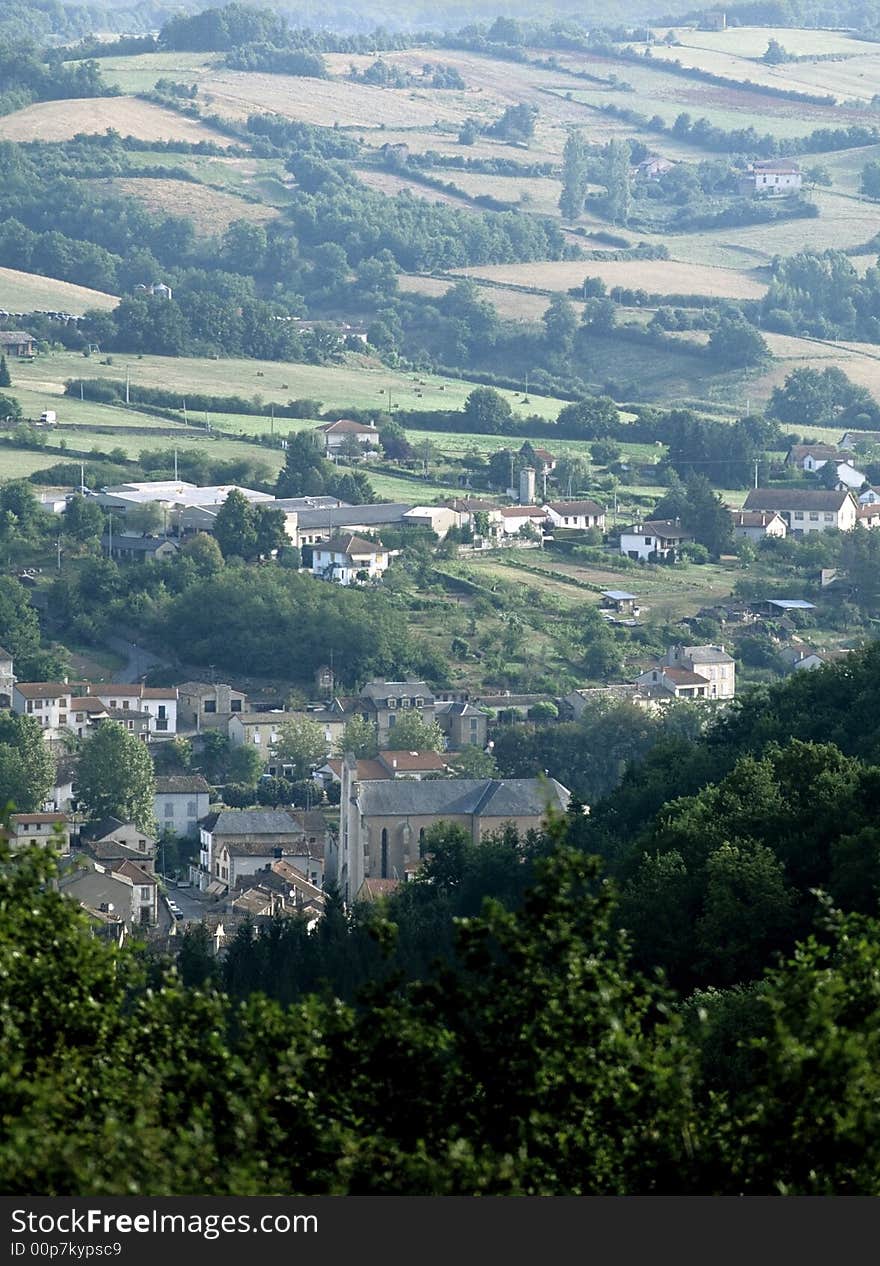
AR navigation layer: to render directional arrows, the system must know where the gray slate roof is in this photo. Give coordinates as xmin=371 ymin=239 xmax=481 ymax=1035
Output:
xmin=201 ymin=809 xmax=304 ymax=836
xmin=683 ymin=645 xmax=735 ymax=665
xmin=358 ymin=777 xmax=569 ymax=819
xmin=155 ymin=775 xmax=211 ymax=794
xmin=297 ymin=503 xmax=413 ymax=530
xmin=744 ymin=489 xmax=852 ymax=511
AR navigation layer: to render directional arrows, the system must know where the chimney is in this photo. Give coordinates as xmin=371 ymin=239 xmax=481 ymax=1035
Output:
xmin=519 ymin=466 xmax=536 ymax=505
xmin=391 ymin=757 xmax=397 ymax=769
xmin=273 ymin=846 xmax=283 ymax=859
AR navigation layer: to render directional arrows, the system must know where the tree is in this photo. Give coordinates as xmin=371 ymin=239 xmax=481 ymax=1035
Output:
xmin=762 ymin=38 xmax=791 ymax=64
xmin=559 ymin=130 xmax=589 ymax=220
xmin=270 ymin=715 xmax=328 ymax=779
xmin=213 ymin=489 xmax=258 ymax=560
xmin=179 ymin=532 xmax=224 ymax=576
xmin=74 ymin=721 xmax=156 ymax=830
xmin=463 ymin=387 xmax=513 ymax=435
xmin=448 ymin=744 xmax=497 ymax=778
xmin=707 ymin=317 xmax=768 ymax=369
xmin=333 ymin=713 xmax=379 ymax=759
xmin=253 ymin=504 xmax=287 ymax=558
xmin=543 ymin=295 xmax=578 ymax=355
xmin=125 ymin=502 xmax=163 ymax=536
xmin=861 ymin=160 xmax=880 ymax=199
xmin=381 ymin=711 xmax=445 ymax=752
xmin=0 ymin=713 xmax=55 ymax=812
xmin=63 ymin=494 xmax=104 ymax=543
xmin=0 ymin=355 xmax=10 ymax=388
xmin=603 ymin=139 xmax=632 ymax=225
xmin=227 ymin=744 xmax=263 ymax=785
xmin=0 ymin=392 xmax=20 ymax=421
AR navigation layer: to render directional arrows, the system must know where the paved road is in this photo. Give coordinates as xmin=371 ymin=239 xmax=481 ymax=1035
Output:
xmin=105 ymin=636 xmax=168 ymax=684
xmin=163 ymin=883 xmax=217 ymax=926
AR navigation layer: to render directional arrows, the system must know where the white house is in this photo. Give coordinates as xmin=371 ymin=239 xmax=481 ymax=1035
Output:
xmin=742 ymin=489 xmax=858 ymax=534
xmin=730 ymin=510 xmax=787 ymax=541
xmin=661 ymin=644 xmax=735 ymax=700
xmin=311 ymin=534 xmax=391 ymax=585
xmin=315 ymin=419 xmax=380 ymax=459
xmin=498 ymin=507 xmax=547 ymax=537
xmin=786 ymin=444 xmax=841 ymax=472
xmin=197 ymin=809 xmax=310 ymax=893
xmin=833 ymin=461 xmax=867 ymax=491
xmin=636 ymin=666 xmax=712 ymax=700
xmin=620 ymin=519 xmax=693 ymax=561
xmin=543 ymin=500 xmax=606 ymax=531
xmin=740 ymin=159 xmax=802 ymax=194
xmin=3 ymin=811 xmax=70 ymax=854
xmin=85 ymin=684 xmax=178 ymax=737
xmin=154 ymin=775 xmax=211 ymax=839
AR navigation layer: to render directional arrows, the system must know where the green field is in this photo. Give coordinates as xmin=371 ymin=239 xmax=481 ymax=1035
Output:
xmin=0 ymin=266 xmax=118 ymax=314
xmin=11 ymin=350 xmax=568 ymax=419
xmin=67 ymin=51 xmax=219 ymax=94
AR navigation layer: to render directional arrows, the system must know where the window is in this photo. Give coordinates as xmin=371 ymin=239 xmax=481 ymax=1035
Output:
xmin=109 ymin=700 xmax=116 ymax=709
xmin=26 ymin=701 xmax=32 ymax=713
xmin=127 ymin=721 xmax=133 ymax=730
xmin=388 ymin=713 xmax=396 ymax=728
xmin=122 ymin=700 xmax=129 ymax=711
xmin=387 ymin=697 xmax=397 ymax=709
xmin=809 ymin=512 xmax=819 ymax=521
xmin=793 ymin=512 xmax=804 ymax=520
xmin=204 ymin=700 xmax=216 ymax=713
xmin=187 ymin=801 xmax=196 ymax=816
xmin=140 ymin=887 xmax=152 ymax=901
xmin=415 ymin=696 xmax=424 ymax=708
xmin=824 ymin=513 xmax=834 ymax=522
xmin=644 ymin=537 xmax=652 ymax=546
xmin=253 ymin=732 xmax=260 ymax=744
xmin=59 ymin=714 xmax=67 ymax=725
xmin=401 ymin=697 xmax=411 ymax=708
xmin=231 ymin=699 xmax=242 ymax=712
xmin=34 ymin=699 xmax=43 ymax=710
xmin=157 ymin=705 xmax=166 ymax=720
xmin=155 ymin=718 xmax=168 ymax=732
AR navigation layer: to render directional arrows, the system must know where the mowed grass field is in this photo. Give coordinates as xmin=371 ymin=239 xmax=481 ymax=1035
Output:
xmin=397 ymin=274 xmax=553 ymax=321
xmin=0 ymin=97 xmax=234 ymax=145
xmin=90 ymin=177 xmax=280 ymax=234
xmin=450 ymin=258 xmax=768 ymax=299
xmin=10 ymin=350 xmax=569 ymax=420
xmin=0 ymin=267 xmax=118 ymax=313
xmin=66 ymin=51 xmax=219 ymax=94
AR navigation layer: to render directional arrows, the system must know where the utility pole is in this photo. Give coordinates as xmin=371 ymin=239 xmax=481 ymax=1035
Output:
xmin=182 ymin=398 xmax=187 ymax=426
xmin=79 ymin=381 xmax=84 ymax=402
xmin=107 ymin=512 xmax=112 ymax=559
xmin=80 ymin=463 xmax=85 ymax=494
xmin=173 ymin=448 xmax=178 ymax=481
xmin=125 ymin=366 xmax=130 ymax=405
xmin=56 ymin=538 xmax=61 ymax=570
xmin=754 ymin=459 xmax=759 ymax=489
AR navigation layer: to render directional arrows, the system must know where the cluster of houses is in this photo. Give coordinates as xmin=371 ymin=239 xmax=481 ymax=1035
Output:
xmin=633 ymin=154 xmax=803 ymax=197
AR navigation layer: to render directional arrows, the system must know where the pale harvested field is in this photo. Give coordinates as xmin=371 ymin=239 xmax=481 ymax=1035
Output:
xmin=398 ymin=274 xmax=553 ymax=321
xmin=357 ymin=170 xmax=470 ymax=208
xmin=92 ymin=178 xmax=280 ymax=234
xmin=349 ymin=126 xmax=563 ymax=166
xmin=196 ymin=70 xmax=468 ymax=128
xmin=0 ymin=266 xmax=118 ymax=314
xmin=755 ymin=331 xmax=880 ymax=402
xmin=0 ymin=97 xmax=234 ymax=145
xmin=670 ymin=26 xmax=874 ymax=59
xmin=450 ymin=258 xmax=767 ymax=299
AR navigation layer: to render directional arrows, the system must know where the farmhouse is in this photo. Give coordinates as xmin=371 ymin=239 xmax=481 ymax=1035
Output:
xmin=358 ymin=679 xmax=436 ymax=746
xmin=742 ymin=489 xmax=858 ymax=534
xmin=0 ymin=330 xmax=35 ymax=356
xmin=739 ymin=160 xmax=802 ymax=195
xmin=311 ymin=534 xmax=392 ymax=585
xmin=786 ymin=444 xmax=841 ymax=472
xmin=730 ymin=510 xmax=787 ymax=541
xmin=636 ymin=666 xmax=712 ymax=700
xmin=662 ymin=644 xmax=736 ymax=700
xmin=619 ymin=519 xmax=693 ymax=561
xmin=2 ymin=812 xmax=69 ymax=853
xmin=543 ymin=500 xmax=605 ymax=531
xmin=315 ymin=418 xmax=380 ymax=459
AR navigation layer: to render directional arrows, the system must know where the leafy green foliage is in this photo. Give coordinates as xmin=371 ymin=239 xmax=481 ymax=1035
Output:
xmin=74 ymin=720 xmax=156 ymax=831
